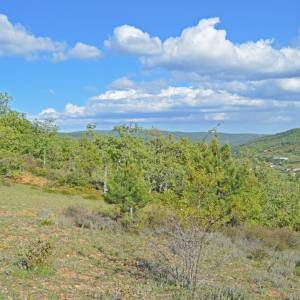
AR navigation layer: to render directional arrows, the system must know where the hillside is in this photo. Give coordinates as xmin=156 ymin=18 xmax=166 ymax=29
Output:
xmin=61 ymin=130 xmax=265 ymax=147
xmin=239 ymin=128 xmax=300 ymax=171
xmin=0 ymin=184 xmax=299 ymax=299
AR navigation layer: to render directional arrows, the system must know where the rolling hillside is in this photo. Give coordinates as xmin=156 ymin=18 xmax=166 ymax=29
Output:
xmin=61 ymin=130 xmax=265 ymax=147
xmin=238 ymin=128 xmax=300 ymax=171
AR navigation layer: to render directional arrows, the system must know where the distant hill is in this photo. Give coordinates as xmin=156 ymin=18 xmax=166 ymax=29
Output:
xmin=238 ymin=128 xmax=300 ymax=171
xmin=61 ymin=130 xmax=265 ymax=147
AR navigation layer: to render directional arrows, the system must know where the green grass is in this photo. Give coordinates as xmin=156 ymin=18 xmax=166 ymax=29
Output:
xmin=0 ymin=184 xmax=299 ymax=299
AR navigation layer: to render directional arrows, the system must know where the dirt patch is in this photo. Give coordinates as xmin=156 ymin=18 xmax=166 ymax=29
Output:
xmin=14 ymin=174 xmax=48 ymax=187
xmin=267 ymin=289 xmax=288 ymax=299
xmin=0 ymin=209 xmax=37 ymax=217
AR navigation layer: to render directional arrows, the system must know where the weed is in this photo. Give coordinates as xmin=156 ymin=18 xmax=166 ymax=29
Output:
xmin=39 ymin=218 xmax=55 ymax=226
xmin=173 ymin=286 xmax=249 ymax=300
xmin=18 ymin=239 xmax=53 ymax=271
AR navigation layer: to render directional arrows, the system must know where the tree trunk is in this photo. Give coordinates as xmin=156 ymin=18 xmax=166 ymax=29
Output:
xmin=130 ymin=207 xmax=134 ymax=222
xmin=103 ymin=164 xmax=108 ymax=194
xmin=43 ymin=148 xmax=46 ymax=168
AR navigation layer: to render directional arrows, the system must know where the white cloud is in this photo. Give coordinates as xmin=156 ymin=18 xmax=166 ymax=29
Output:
xmin=0 ymin=13 xmax=101 ymax=61
xmin=48 ymin=84 xmax=265 ymax=119
xmin=105 ymin=24 xmax=162 ymax=55
xmin=204 ymin=112 xmax=228 ymax=121
xmin=37 ymin=79 xmax=300 ymax=130
xmin=67 ymin=42 xmax=102 ymax=60
xmin=107 ymin=18 xmax=300 ymax=80
xmin=108 ymin=77 xmax=135 ymax=90
xmin=0 ymin=14 xmax=64 ymax=58
xmin=65 ymin=103 xmax=85 ymax=116
xmin=220 ymin=78 xmax=300 ymax=101
xmin=276 ymin=78 xmax=300 ymax=93
xmin=39 ymin=108 xmax=59 ymax=118
xmin=88 ymin=86 xmax=264 ymax=114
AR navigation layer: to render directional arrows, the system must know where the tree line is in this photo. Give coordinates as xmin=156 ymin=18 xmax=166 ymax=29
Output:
xmin=1 ymin=92 xmax=299 ymax=230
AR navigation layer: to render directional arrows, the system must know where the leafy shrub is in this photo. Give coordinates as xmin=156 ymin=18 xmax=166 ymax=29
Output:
xmin=18 ymin=239 xmax=53 ymax=270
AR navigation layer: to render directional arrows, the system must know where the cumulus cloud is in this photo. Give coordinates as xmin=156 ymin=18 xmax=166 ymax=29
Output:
xmin=39 ymin=108 xmax=59 ymax=119
xmin=221 ymin=78 xmax=300 ymax=101
xmin=65 ymin=103 xmax=86 ymax=116
xmin=37 ymin=78 xmax=300 ymax=131
xmin=108 ymin=77 xmax=135 ymax=90
xmin=105 ymin=24 xmax=162 ymax=55
xmin=0 ymin=13 xmax=101 ymax=61
xmin=66 ymin=42 xmax=102 ymax=60
xmin=37 ymin=82 xmax=268 ymax=127
xmin=88 ymin=86 xmax=264 ymax=114
xmin=0 ymin=14 xmax=64 ymax=58
xmin=107 ymin=18 xmax=300 ymax=80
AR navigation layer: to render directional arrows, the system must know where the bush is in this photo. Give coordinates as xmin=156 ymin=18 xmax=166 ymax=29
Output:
xmin=64 ymin=205 xmax=118 ymax=230
xmin=135 ymin=202 xmax=177 ymax=230
xmin=140 ymin=225 xmax=235 ymax=292
xmin=0 ymin=151 xmax=22 ymax=177
xmin=225 ymin=225 xmax=300 ymax=251
xmin=18 ymin=239 xmax=53 ymax=270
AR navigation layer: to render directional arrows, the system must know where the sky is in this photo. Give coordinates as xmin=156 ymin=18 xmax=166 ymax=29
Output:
xmin=0 ymin=0 xmax=300 ymax=133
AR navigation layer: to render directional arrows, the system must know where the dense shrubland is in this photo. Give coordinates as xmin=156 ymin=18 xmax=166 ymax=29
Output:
xmin=1 ymin=92 xmax=300 ymax=231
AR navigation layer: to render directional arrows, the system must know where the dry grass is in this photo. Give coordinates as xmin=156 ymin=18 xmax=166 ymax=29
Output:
xmin=0 ymin=184 xmax=299 ymax=299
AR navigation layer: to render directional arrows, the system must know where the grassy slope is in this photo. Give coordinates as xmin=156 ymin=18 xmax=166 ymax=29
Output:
xmin=238 ymin=128 xmax=300 ymax=169
xmin=0 ymin=184 xmax=164 ymax=299
xmin=0 ymin=184 xmax=299 ymax=299
xmin=61 ymin=130 xmax=265 ymax=147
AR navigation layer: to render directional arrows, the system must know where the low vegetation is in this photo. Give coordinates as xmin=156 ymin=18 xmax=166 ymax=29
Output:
xmin=1 ymin=92 xmax=300 ymax=298
xmin=0 ymin=185 xmax=299 ymax=299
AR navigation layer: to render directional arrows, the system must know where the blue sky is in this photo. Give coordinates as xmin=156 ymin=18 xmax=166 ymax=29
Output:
xmin=0 ymin=0 xmax=300 ymax=133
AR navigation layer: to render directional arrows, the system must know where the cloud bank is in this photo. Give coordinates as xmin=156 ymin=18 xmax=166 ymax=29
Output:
xmin=106 ymin=18 xmax=300 ymax=80
xmin=0 ymin=14 xmax=101 ymax=61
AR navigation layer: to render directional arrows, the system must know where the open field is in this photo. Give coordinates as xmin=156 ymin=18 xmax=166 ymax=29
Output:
xmin=0 ymin=184 xmax=300 ymax=299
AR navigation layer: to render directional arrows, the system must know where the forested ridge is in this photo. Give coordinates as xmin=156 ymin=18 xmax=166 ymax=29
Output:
xmin=61 ymin=129 xmax=265 ymax=146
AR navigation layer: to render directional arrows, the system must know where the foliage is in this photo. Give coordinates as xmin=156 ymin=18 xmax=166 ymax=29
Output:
xmin=1 ymin=184 xmax=300 ymax=299
xmin=1 ymin=91 xmax=300 ymax=230
xmin=18 ymin=239 xmax=53 ymax=270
